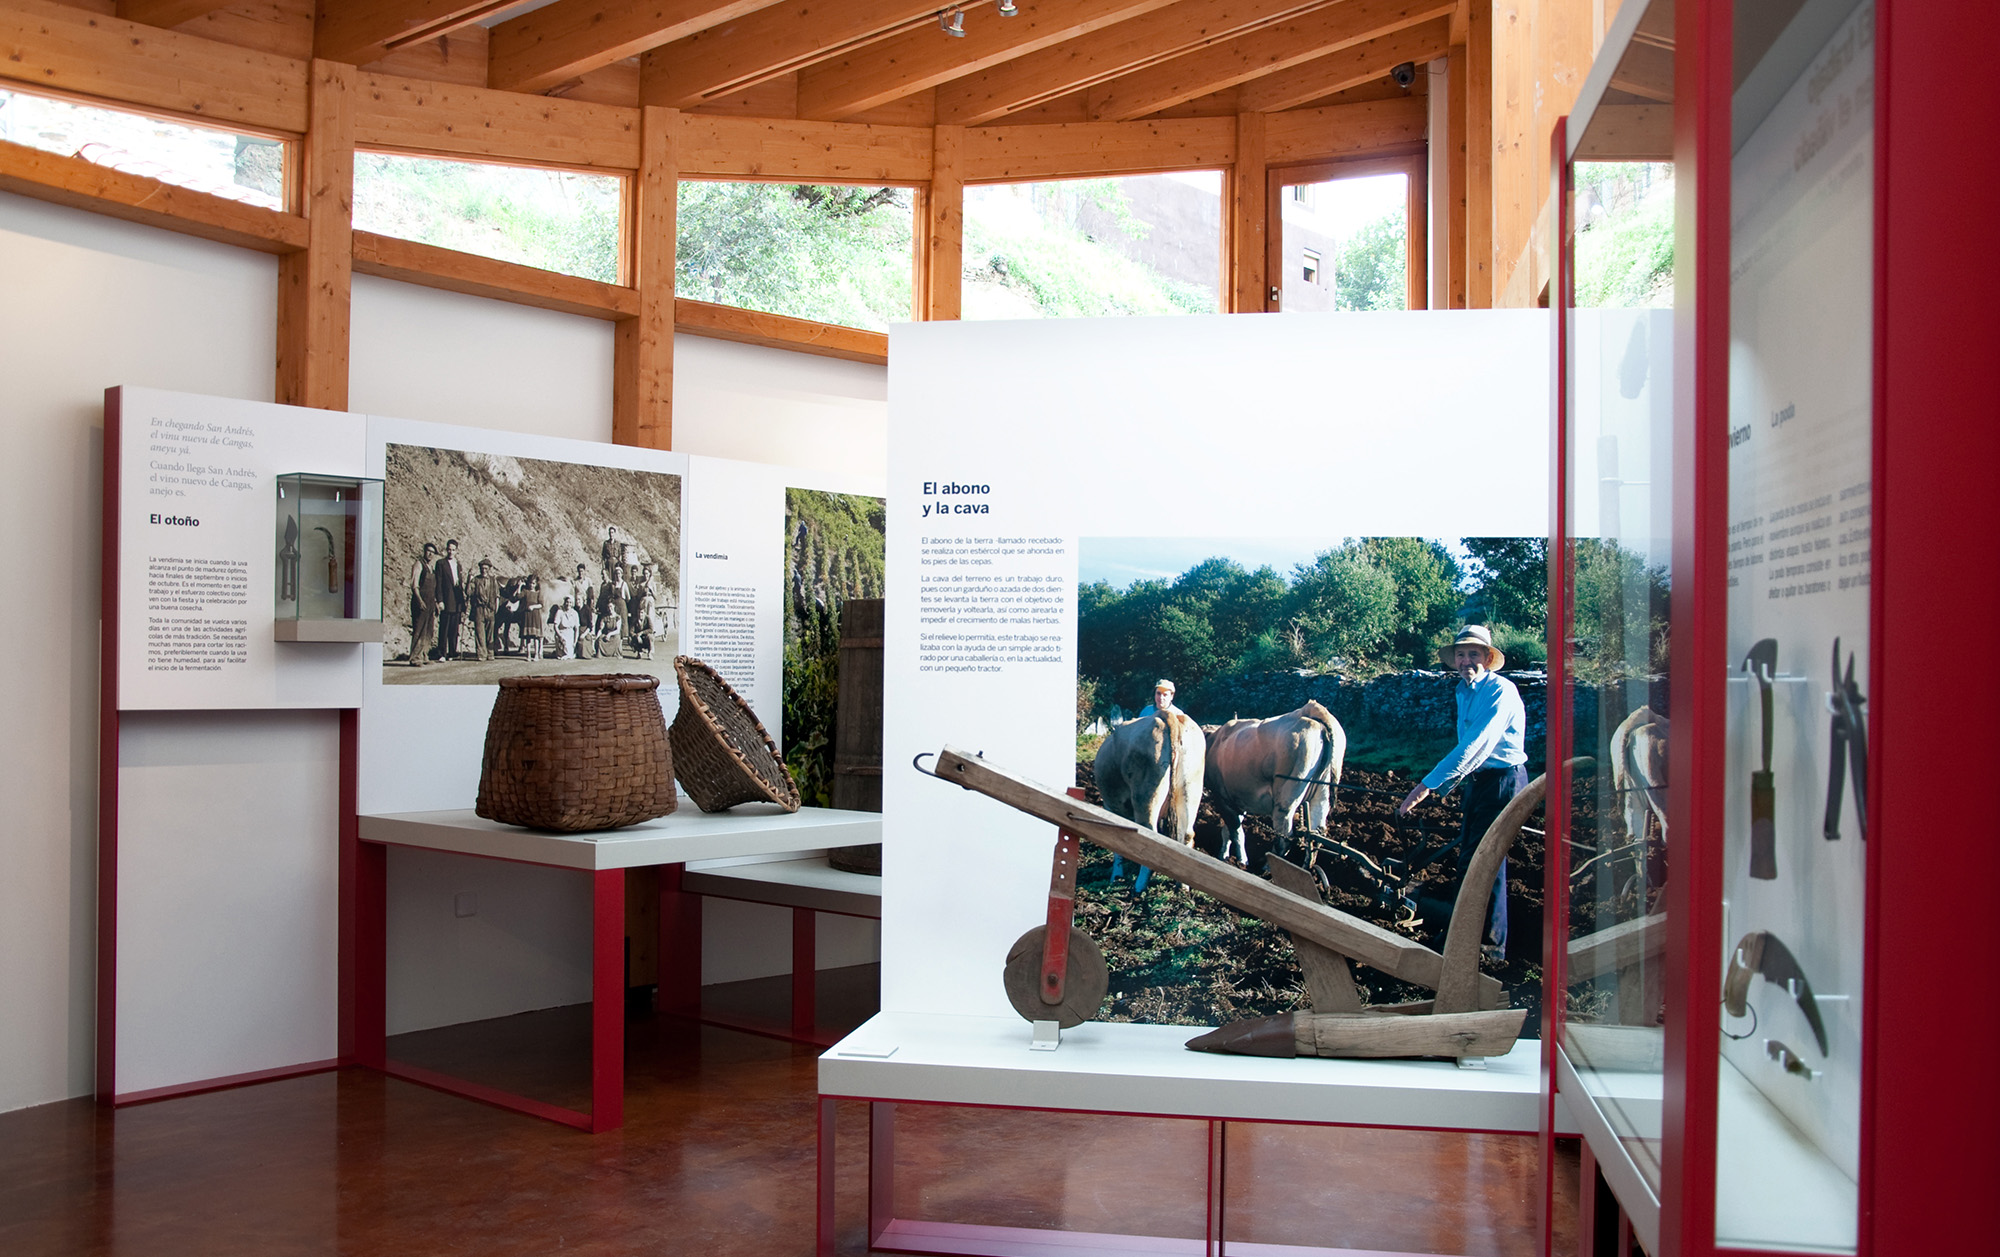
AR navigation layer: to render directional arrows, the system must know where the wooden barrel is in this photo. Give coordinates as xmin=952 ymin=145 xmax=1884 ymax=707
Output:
xmin=830 ymin=598 xmax=884 ymax=873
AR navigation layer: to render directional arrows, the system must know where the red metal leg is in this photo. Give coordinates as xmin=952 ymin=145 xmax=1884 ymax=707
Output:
xmin=591 ymin=868 xmax=625 ymax=1133
xmin=354 ymin=840 xmax=387 ymax=1071
xmin=659 ymin=862 xmax=702 ymax=1019
xmin=817 ymin=1095 xmax=837 ymax=1257
xmin=869 ymin=1101 xmax=896 ymax=1249
xmin=1205 ymin=1119 xmax=1226 ymax=1257
xmin=792 ymin=906 xmax=817 ymax=1041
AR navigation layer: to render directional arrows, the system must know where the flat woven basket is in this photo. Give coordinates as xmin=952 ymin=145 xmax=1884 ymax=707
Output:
xmin=669 ymin=655 xmax=801 ymax=813
xmin=476 ymin=674 xmax=677 ymax=832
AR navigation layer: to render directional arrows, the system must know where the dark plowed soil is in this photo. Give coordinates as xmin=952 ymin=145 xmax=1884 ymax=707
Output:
xmin=1071 ymin=762 xmax=1550 ymax=1033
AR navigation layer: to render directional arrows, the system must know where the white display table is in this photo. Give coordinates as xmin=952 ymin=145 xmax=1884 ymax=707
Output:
xmin=355 ymin=801 xmax=881 ymax=1132
xmin=815 ymin=1012 xmax=1575 ymax=1257
xmin=358 ymin=800 xmax=881 ymax=869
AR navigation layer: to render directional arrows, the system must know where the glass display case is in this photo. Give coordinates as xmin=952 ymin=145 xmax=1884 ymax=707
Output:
xmin=274 ymin=472 xmax=384 ymax=642
xmin=1551 ymin=1 xmax=1875 ymax=1253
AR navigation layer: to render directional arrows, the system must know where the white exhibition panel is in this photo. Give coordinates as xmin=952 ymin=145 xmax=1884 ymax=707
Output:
xmin=0 ymin=191 xmax=277 ymax=1112
xmin=823 ymin=1013 xmax=1573 ymax=1135
xmin=116 ymin=710 xmax=340 ymax=1094
xmin=114 ymin=387 xmax=369 ymax=711
xmin=683 ymin=454 xmax=887 ymax=742
xmin=354 ymin=415 xmax=690 ymax=816
xmin=880 ymin=311 xmax=1550 ymax=1022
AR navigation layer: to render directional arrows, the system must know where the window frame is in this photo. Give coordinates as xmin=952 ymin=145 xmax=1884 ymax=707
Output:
xmin=1265 ymin=149 xmax=1430 ymax=313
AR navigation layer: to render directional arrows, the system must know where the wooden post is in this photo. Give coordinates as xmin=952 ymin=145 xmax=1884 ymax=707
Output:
xmin=1228 ymin=112 xmax=1268 ymax=312
xmin=1405 ymin=151 xmax=1428 ymax=310
xmin=920 ymin=124 xmax=964 ymax=320
xmin=1465 ymin=0 xmax=1493 ymax=308
xmin=276 ymin=58 xmax=353 ymax=411
xmin=615 ymin=105 xmax=677 ymax=450
xmin=1446 ymin=43 xmax=1469 ymax=308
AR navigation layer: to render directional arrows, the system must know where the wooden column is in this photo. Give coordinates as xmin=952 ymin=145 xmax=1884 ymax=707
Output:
xmin=615 ymin=105 xmax=677 ymax=450
xmin=1446 ymin=44 xmax=1469 ymax=308
xmin=1465 ymin=0 xmax=1494 ymax=308
xmin=1228 ymin=111 xmax=1268 ymax=312
xmin=1405 ymin=153 xmax=1428 ymax=310
xmin=276 ymin=58 xmax=353 ymax=410
xmin=920 ymin=124 xmax=964 ymax=320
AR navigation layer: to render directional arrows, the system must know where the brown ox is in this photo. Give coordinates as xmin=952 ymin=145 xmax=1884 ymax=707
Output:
xmin=1093 ymin=709 xmax=1207 ymax=893
xmin=1204 ymin=701 xmax=1347 ymax=869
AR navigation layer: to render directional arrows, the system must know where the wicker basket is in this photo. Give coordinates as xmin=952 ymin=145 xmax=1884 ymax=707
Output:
xmin=476 ymin=674 xmax=677 ymax=832
xmin=669 ymin=655 xmax=801 ymax=813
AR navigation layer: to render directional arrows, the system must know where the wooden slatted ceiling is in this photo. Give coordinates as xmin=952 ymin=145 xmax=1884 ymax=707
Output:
xmin=934 ymin=0 xmax=1336 ymax=126
xmin=1085 ymin=0 xmax=1453 ymax=121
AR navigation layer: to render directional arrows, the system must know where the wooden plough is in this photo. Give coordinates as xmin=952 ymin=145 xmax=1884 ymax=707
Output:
xmin=923 ymin=745 xmax=1589 ymax=1063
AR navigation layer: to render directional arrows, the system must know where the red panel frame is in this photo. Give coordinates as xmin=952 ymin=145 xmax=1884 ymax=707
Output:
xmin=1864 ymin=0 xmax=2000 ymax=1250
xmin=1660 ymin=0 xmax=1732 ymax=1252
xmin=1539 ymin=110 xmax=1575 ymax=1257
xmin=96 ymin=388 xmax=121 ymax=1103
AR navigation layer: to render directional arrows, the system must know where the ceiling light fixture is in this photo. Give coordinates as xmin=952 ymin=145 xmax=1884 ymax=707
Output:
xmin=939 ymin=8 xmax=966 ymax=36
xmin=997 ymin=0 xmax=1019 ymax=15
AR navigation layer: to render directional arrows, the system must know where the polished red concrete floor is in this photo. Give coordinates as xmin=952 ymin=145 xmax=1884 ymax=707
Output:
xmin=0 ymin=971 xmax=1577 ymax=1256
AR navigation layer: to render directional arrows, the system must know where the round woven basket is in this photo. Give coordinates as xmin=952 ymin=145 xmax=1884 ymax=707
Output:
xmin=669 ymin=655 xmax=801 ymax=812
xmin=476 ymin=674 xmax=677 ymax=832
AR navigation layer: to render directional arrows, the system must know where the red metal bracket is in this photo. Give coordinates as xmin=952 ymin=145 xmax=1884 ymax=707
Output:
xmin=1039 ymin=787 xmax=1087 ymax=1005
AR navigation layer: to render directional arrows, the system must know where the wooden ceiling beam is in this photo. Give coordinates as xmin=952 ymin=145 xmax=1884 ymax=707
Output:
xmin=935 ymin=0 xmax=1335 ymax=126
xmin=115 ymin=0 xmax=236 ymax=29
xmin=314 ymin=1 xmax=516 ymax=68
xmin=1265 ymin=94 xmax=1424 ymax=162
xmin=638 ymin=0 xmax=954 ymax=109
xmin=0 ymin=0 xmax=307 ymax=133
xmin=1234 ymin=16 xmax=1447 ymax=112
xmin=1085 ymin=0 xmax=1454 ymax=121
xmin=796 ymin=0 xmax=1186 ymax=122
xmin=487 ymin=0 xmax=776 ymax=95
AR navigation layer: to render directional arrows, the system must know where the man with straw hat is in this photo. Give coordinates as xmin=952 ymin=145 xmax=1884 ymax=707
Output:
xmin=1395 ymin=624 xmax=1528 ymax=956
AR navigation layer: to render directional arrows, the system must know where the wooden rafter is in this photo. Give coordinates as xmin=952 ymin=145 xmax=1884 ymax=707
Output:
xmin=487 ymin=0 xmax=776 ymax=96
xmin=115 ymin=0 xmax=235 ymax=29
xmin=1086 ymin=0 xmax=1456 ymax=121
xmin=314 ymin=1 xmax=516 ymax=67
xmin=638 ymin=0 xmax=955 ymax=109
xmin=796 ymin=0 xmax=1185 ymax=122
xmin=935 ymin=0 xmax=1336 ymax=127
xmin=1234 ymin=16 xmax=1447 ymax=113
xmin=1607 ymin=39 xmax=1672 ymax=103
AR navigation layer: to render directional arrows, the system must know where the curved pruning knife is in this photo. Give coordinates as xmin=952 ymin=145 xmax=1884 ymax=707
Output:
xmin=1742 ymin=639 xmax=1779 ymax=879
xmin=1724 ymin=931 xmax=1828 ymax=1056
xmin=1824 ymin=637 xmax=1868 ymax=841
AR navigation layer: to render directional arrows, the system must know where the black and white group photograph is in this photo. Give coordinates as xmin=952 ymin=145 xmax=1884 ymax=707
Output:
xmin=382 ymin=443 xmax=681 ymax=686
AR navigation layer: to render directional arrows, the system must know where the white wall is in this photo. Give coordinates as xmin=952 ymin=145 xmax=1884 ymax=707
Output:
xmin=0 ymin=192 xmax=889 ymax=1108
xmin=0 ymin=191 xmax=281 ymax=1111
xmin=672 ymin=334 xmax=887 ymax=477
xmin=349 ymin=275 xmax=616 ymax=441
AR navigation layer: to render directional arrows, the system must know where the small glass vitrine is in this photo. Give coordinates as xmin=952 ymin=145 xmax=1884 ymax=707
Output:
xmin=275 ymin=472 xmax=384 ymax=642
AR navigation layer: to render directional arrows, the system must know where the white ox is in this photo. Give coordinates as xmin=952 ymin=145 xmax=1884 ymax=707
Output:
xmin=1093 ymin=710 xmax=1207 ymax=894
xmin=1609 ymin=705 xmax=1669 ymax=843
xmin=1204 ymin=701 xmax=1347 ymax=869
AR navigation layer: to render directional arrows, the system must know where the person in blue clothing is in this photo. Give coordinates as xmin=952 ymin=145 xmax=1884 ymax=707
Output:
xmin=1395 ymin=625 xmax=1527 ymax=955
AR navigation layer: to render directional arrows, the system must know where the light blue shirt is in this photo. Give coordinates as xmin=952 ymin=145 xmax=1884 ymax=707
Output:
xmin=1420 ymin=672 xmax=1527 ymax=792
